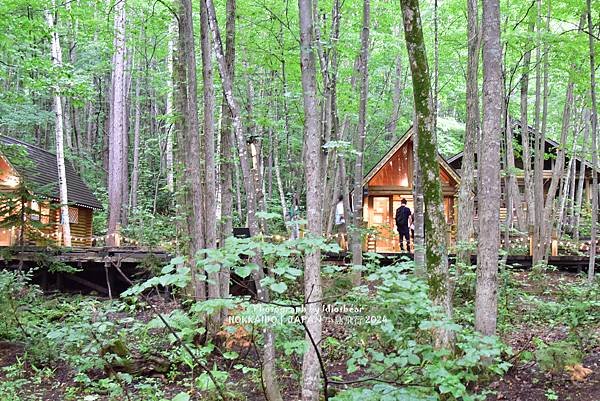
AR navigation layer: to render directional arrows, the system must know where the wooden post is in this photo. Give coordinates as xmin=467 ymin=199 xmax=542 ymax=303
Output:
xmin=551 ymin=234 xmax=558 ymax=257
xmin=528 ymin=225 xmax=534 ymax=256
xmin=104 ymin=259 xmax=114 ymax=299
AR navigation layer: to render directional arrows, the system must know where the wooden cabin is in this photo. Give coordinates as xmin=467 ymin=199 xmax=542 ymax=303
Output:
xmin=361 ymin=127 xmax=461 ymax=253
xmin=0 ymin=136 xmax=102 ymax=247
xmin=447 ymin=120 xmax=600 ymax=227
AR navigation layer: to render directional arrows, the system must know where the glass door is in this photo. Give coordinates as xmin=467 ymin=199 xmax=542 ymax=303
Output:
xmin=371 ymin=196 xmax=395 ymax=252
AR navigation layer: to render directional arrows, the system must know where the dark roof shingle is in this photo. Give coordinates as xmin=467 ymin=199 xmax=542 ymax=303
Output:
xmin=0 ymin=136 xmax=102 ymax=210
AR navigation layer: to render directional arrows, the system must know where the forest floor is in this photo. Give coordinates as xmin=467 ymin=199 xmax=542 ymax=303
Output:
xmin=486 ymin=271 xmax=600 ymax=401
xmin=0 ymin=269 xmax=599 ymax=400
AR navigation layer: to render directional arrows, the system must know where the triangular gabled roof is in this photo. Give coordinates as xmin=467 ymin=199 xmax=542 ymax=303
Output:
xmin=0 ymin=136 xmax=102 ymax=210
xmin=447 ymin=119 xmax=600 ymax=174
xmin=363 ymin=126 xmax=461 ymax=187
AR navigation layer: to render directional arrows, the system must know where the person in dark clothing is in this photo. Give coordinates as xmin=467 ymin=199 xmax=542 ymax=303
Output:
xmin=395 ymin=198 xmax=412 ymax=252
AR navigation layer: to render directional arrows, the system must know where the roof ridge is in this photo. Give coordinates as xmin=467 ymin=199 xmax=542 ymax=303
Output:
xmin=0 ymin=135 xmax=57 ymax=156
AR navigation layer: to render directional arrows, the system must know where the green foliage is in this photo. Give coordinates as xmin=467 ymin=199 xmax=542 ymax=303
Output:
xmin=534 ymin=340 xmax=582 ymax=372
xmin=331 ymin=261 xmax=511 ymax=401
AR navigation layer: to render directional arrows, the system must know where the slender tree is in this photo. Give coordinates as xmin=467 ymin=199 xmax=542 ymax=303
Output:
xmin=298 ymin=0 xmax=324 ymax=398
xmin=107 ymin=0 xmax=127 ymax=247
xmin=400 ymin=0 xmax=453 ymax=345
xmin=475 ymin=0 xmax=502 ymax=336
xmin=457 ymin=0 xmax=480 ymax=265
xmin=200 ymin=0 xmax=218 ymax=293
xmin=540 ymin=81 xmax=574 ymax=260
xmin=587 ymin=0 xmax=598 ymax=282
xmin=166 ymin=23 xmax=175 ymax=194
xmin=45 ymin=3 xmax=72 ymax=247
xmin=520 ymin=21 xmax=536 ymax=228
xmin=176 ymin=0 xmax=206 ymax=299
xmin=350 ymin=0 xmax=370 ymax=274
xmin=205 ymin=1 xmax=283 ymax=398
xmin=219 ymin=0 xmax=236 ymax=246
xmin=218 ymin=0 xmax=236 ymax=323
xmin=574 ymin=110 xmax=590 ymax=243
xmin=129 ymin=72 xmax=141 ymax=214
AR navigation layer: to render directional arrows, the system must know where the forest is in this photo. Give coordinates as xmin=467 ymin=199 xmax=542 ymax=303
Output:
xmin=0 ymin=0 xmax=599 ymax=399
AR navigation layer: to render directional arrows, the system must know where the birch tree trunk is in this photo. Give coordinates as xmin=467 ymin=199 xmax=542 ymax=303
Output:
xmin=457 ymin=0 xmax=480 ymax=265
xmin=475 ymin=0 xmax=502 ymax=336
xmin=107 ymin=0 xmax=127 ymax=247
xmin=45 ymin=4 xmax=72 ymax=247
xmin=350 ymin=0 xmax=370 ymax=272
xmin=400 ymin=0 xmax=453 ymax=346
xmin=587 ymin=0 xmax=598 ymax=282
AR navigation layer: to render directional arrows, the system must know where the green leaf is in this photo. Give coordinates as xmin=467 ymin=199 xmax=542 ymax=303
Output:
xmin=171 ymin=392 xmax=190 ymax=401
xmin=270 ymin=282 xmax=288 ymax=294
xmin=236 ymin=263 xmax=258 ymax=278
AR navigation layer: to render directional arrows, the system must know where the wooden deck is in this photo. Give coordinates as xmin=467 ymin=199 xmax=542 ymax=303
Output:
xmin=0 ymin=247 xmax=596 ymax=296
xmin=0 ymin=246 xmax=170 ymax=297
xmin=0 ymin=246 xmax=170 ymax=264
xmin=324 ymin=252 xmax=598 ymax=273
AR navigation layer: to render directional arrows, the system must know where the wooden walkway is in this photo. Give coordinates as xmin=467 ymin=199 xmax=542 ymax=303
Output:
xmin=323 ymin=252 xmax=598 ymax=273
xmin=0 ymin=247 xmax=596 ymax=296
xmin=0 ymin=246 xmax=170 ymax=264
xmin=0 ymin=246 xmax=170 ymax=297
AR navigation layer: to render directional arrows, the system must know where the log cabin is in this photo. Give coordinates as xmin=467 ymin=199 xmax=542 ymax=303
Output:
xmin=447 ymin=120 xmax=600 ymax=231
xmin=360 ymin=127 xmax=461 ymax=253
xmin=0 ymin=136 xmax=102 ymax=247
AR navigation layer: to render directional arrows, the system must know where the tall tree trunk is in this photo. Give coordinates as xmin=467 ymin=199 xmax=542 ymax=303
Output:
xmin=129 ymin=73 xmax=141 ymax=214
xmin=400 ymin=0 xmax=452 ymax=345
xmin=533 ymin=0 xmax=550 ymax=264
xmin=587 ymin=0 xmax=598 ymax=282
xmin=457 ymin=0 xmax=480 ymax=265
xmin=107 ymin=0 xmax=127 ymax=247
xmin=45 ymin=4 xmax=72 ymax=247
xmin=298 ymin=0 xmax=324 ymax=399
xmin=520 ymin=21 xmax=535 ymax=228
xmin=200 ymin=0 xmax=219 ymax=327
xmin=387 ymin=54 xmax=403 ymax=141
xmin=574 ymin=110 xmax=590 ymax=243
xmin=166 ymin=23 xmax=175 ymax=194
xmin=121 ymin=51 xmax=132 ymax=227
xmin=205 ymin=1 xmax=283 ymax=399
xmin=532 ymin=0 xmax=543 ymax=261
xmin=350 ymin=0 xmax=370 ymax=272
xmin=177 ymin=0 xmax=206 ymax=299
xmin=412 ymin=126 xmax=425 ymax=271
xmin=217 ymin=0 xmax=235 ymax=324
xmin=541 ymin=81 xmax=574 ymax=261
xmin=504 ymin=106 xmax=525 ymax=236
xmin=557 ymin=126 xmax=580 ymax=238
xmin=475 ymin=0 xmax=502 ymax=336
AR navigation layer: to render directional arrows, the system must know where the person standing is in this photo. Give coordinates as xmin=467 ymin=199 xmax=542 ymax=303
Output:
xmin=395 ymin=198 xmax=412 ymax=252
xmin=334 ymin=195 xmax=347 ymax=250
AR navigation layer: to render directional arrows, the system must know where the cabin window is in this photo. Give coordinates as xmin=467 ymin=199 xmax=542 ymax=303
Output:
xmin=31 ymin=201 xmax=51 ymax=224
xmin=40 ymin=205 xmax=50 ymax=224
xmin=68 ymin=207 xmax=79 ymax=224
xmin=30 ymin=200 xmax=40 ymax=221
